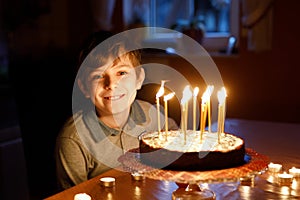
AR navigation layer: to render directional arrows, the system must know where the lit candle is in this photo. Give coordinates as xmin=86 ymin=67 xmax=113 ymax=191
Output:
xmin=131 ymin=172 xmax=145 ymax=181
xmin=289 ymin=167 xmax=300 ymax=178
xmin=217 ymin=87 xmax=226 ymax=143
xmin=206 ymin=85 xmax=214 ymax=133
xmin=74 ymin=193 xmax=91 ymax=200
xmin=181 ymin=103 xmax=187 ymax=141
xmin=156 ymin=80 xmax=165 ymax=138
xmin=193 ymin=87 xmax=199 ymax=132
xmin=100 ymin=177 xmax=116 ymax=187
xmin=268 ymin=162 xmax=282 ymax=173
xmin=181 ymin=85 xmax=192 ymax=143
xmin=200 ymin=88 xmax=209 ymax=142
xmin=164 ymin=92 xmax=175 ymax=141
xmin=277 ymin=172 xmax=293 ymax=186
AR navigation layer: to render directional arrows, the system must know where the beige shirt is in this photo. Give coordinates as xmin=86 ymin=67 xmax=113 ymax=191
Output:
xmin=55 ymin=100 xmax=178 ymax=190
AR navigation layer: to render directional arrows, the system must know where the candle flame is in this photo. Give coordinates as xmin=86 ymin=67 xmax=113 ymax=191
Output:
xmin=164 ymin=92 xmax=175 ymax=101
xmin=181 ymin=85 xmax=192 ymax=105
xmin=207 ymin=85 xmax=214 ymax=96
xmin=156 ymin=80 xmax=166 ymax=98
xmin=202 ymin=85 xmax=213 ymax=103
xmin=217 ymin=87 xmax=227 ymax=104
xmin=193 ymin=87 xmax=199 ymax=97
xmin=202 ymin=87 xmax=211 ymax=103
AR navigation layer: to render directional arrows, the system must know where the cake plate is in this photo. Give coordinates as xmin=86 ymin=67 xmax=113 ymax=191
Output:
xmin=118 ymin=148 xmax=269 ymax=200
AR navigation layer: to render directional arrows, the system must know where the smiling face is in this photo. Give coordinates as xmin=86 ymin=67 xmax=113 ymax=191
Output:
xmin=78 ymin=54 xmax=145 ymax=117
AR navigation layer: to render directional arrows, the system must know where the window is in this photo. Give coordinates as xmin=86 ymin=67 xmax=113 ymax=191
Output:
xmin=123 ymin=0 xmax=239 ymax=54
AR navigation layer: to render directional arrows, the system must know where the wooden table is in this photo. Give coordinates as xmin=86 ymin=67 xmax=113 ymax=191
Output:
xmin=45 ymin=119 xmax=300 ymax=200
xmin=45 ymin=168 xmax=179 ymax=200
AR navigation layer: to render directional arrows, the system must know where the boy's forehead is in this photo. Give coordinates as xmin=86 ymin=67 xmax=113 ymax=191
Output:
xmin=91 ymin=55 xmax=134 ymax=72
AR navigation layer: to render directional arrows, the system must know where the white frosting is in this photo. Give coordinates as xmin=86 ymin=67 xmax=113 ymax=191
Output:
xmin=141 ymin=130 xmax=244 ymax=152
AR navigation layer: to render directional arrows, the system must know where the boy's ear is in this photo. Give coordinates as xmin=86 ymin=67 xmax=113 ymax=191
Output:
xmin=136 ymin=67 xmax=145 ymax=90
xmin=78 ymin=79 xmax=90 ymax=98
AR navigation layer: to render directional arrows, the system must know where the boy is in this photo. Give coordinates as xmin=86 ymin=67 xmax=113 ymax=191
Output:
xmin=55 ymin=31 xmax=177 ymax=190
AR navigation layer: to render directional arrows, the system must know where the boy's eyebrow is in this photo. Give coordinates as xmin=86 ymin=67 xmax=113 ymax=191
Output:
xmin=111 ymin=62 xmax=133 ymax=70
xmin=90 ymin=67 xmax=106 ymax=74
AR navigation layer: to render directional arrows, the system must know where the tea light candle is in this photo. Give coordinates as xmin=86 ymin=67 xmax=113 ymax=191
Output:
xmin=100 ymin=177 xmax=116 ymax=187
xmin=277 ymin=172 xmax=293 ymax=186
xmin=289 ymin=167 xmax=300 ymax=178
xmin=131 ymin=172 xmax=145 ymax=181
xmin=268 ymin=162 xmax=282 ymax=173
xmin=240 ymin=175 xmax=255 ymax=187
xmin=74 ymin=193 xmax=91 ymax=200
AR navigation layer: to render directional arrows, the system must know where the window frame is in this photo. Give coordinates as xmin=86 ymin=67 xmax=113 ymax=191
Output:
xmin=146 ymin=0 xmax=240 ymax=54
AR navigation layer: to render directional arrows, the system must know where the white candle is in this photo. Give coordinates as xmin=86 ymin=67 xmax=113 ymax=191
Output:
xmin=193 ymin=87 xmax=199 ymax=132
xmin=164 ymin=92 xmax=175 ymax=141
xmin=289 ymin=167 xmax=300 ymax=177
xmin=74 ymin=193 xmax=91 ymax=200
xmin=268 ymin=162 xmax=282 ymax=173
xmin=100 ymin=177 xmax=116 ymax=187
xmin=217 ymin=87 xmax=226 ymax=143
xmin=156 ymin=80 xmax=165 ymax=138
xmin=181 ymin=103 xmax=187 ymax=141
xmin=181 ymin=86 xmax=192 ymax=143
xmin=185 ymin=101 xmax=188 ymax=134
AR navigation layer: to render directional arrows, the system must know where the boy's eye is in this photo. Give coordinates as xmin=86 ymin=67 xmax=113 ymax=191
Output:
xmin=92 ymin=74 xmax=103 ymax=80
xmin=118 ymin=71 xmax=128 ymax=76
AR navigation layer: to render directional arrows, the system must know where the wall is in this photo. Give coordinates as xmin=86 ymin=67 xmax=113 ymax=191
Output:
xmin=212 ymin=0 xmax=300 ymax=123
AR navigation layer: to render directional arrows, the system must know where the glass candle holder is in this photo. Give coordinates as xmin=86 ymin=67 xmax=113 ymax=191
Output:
xmin=289 ymin=167 xmax=300 ymax=178
xmin=277 ymin=172 xmax=293 ymax=186
xmin=131 ymin=172 xmax=145 ymax=181
xmin=268 ymin=162 xmax=282 ymax=173
xmin=240 ymin=175 xmax=255 ymax=187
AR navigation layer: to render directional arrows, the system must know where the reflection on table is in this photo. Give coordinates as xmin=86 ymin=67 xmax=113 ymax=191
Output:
xmin=45 ymin=119 xmax=300 ymax=200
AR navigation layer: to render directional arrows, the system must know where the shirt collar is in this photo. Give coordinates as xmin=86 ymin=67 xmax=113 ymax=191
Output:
xmin=83 ymin=100 xmax=147 ymax=142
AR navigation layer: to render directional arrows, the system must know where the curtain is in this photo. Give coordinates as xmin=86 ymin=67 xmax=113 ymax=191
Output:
xmin=241 ymin=0 xmax=275 ymax=52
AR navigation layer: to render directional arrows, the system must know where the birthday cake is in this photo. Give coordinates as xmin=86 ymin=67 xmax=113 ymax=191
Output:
xmin=139 ymin=130 xmax=246 ymax=171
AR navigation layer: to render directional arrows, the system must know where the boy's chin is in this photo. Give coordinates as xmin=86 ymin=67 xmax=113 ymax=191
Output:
xmin=109 ymin=107 xmax=130 ymax=115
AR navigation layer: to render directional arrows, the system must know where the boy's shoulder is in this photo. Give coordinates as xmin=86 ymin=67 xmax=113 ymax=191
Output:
xmin=58 ymin=111 xmax=85 ymax=139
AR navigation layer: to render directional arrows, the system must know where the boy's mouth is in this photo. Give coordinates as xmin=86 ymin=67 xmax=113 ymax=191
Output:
xmin=103 ymin=94 xmax=125 ymax=100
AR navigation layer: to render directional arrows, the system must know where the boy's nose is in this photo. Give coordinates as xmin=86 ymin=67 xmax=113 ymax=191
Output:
xmin=104 ymin=75 xmax=118 ymax=90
